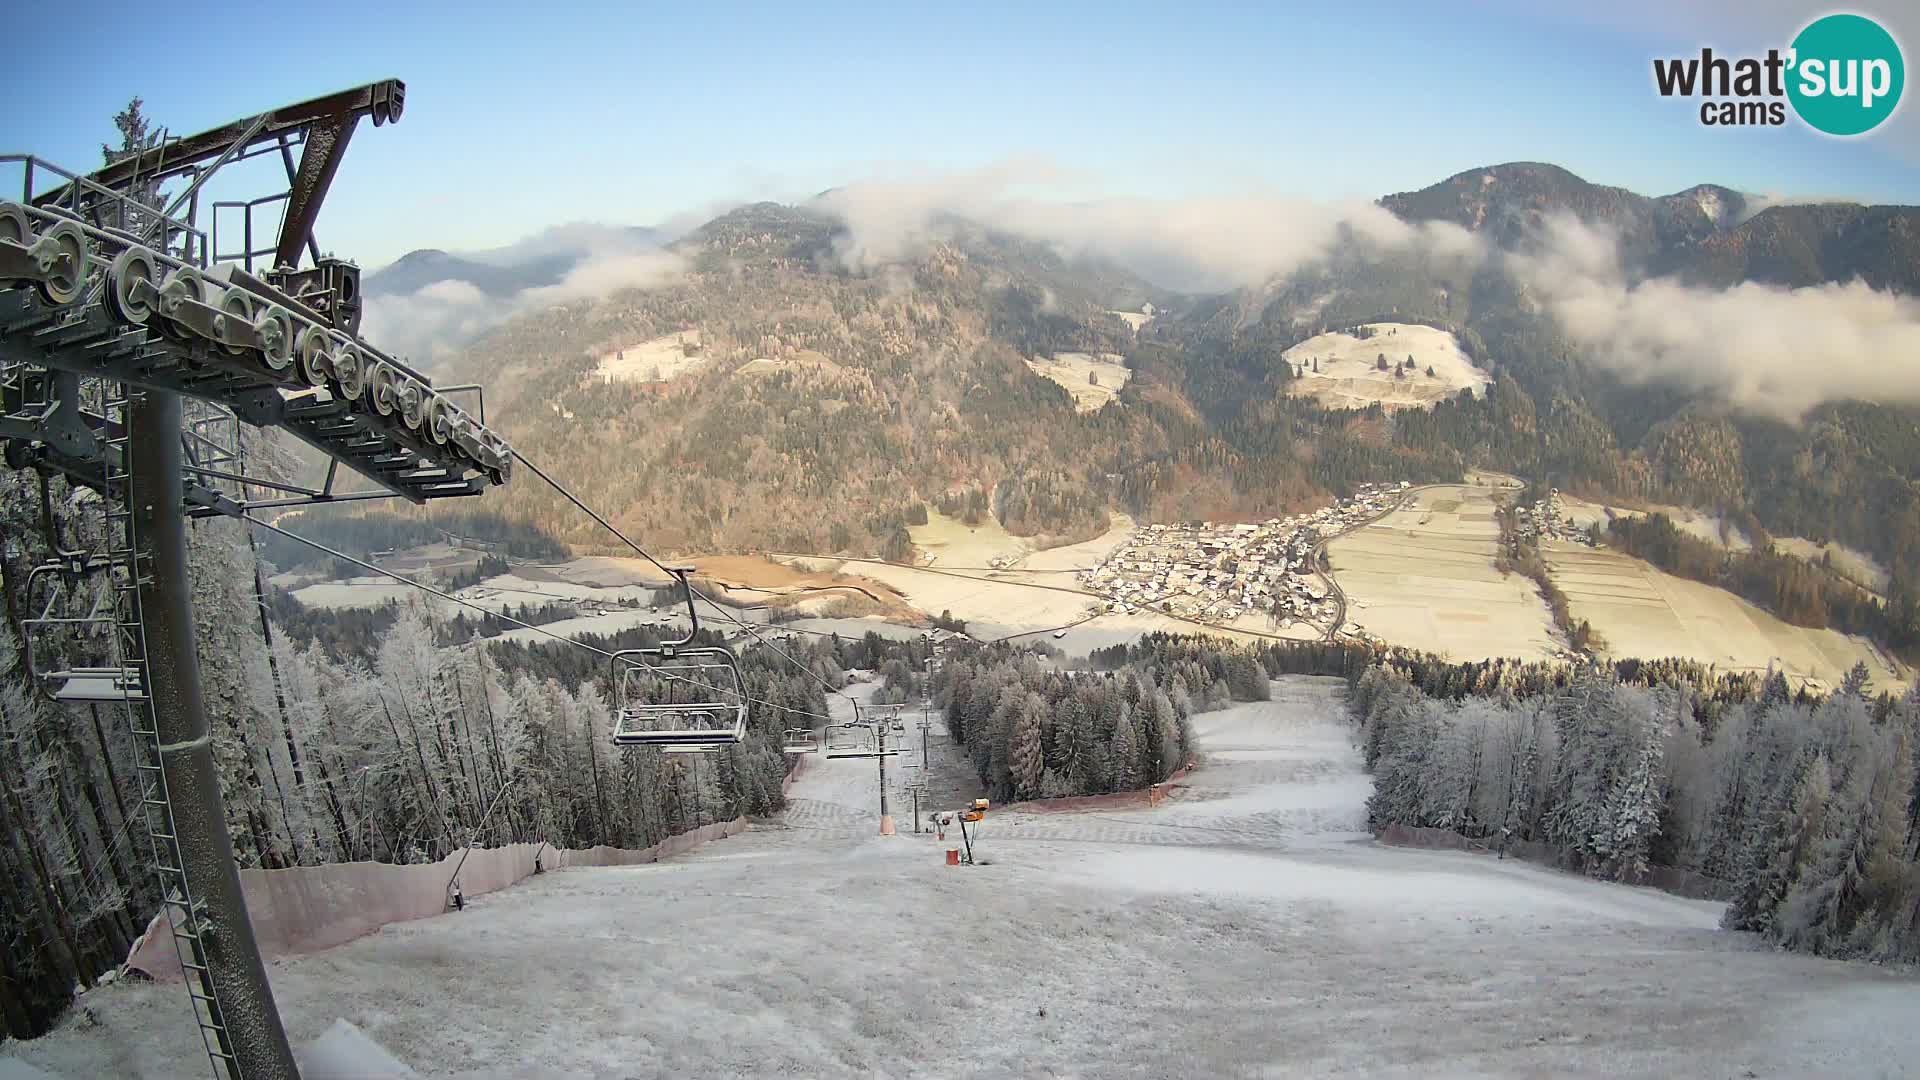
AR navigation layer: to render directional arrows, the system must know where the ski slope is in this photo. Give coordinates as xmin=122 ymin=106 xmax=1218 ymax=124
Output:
xmin=10 ymin=679 xmax=1919 ymax=1078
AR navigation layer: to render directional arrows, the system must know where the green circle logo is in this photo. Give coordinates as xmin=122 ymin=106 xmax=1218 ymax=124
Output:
xmin=1787 ymin=13 xmax=1904 ymax=136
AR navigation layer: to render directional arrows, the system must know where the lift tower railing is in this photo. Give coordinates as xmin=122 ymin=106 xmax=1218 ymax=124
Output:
xmin=1 ymin=81 xmax=512 ymax=1080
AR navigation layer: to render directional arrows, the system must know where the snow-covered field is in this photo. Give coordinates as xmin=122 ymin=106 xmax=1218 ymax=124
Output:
xmin=1544 ymin=541 xmax=1906 ymax=688
xmin=14 ymin=676 xmax=1918 ymax=1078
xmin=1773 ymin=537 xmax=1892 ymax=596
xmin=1555 ymin=496 xmax=1752 ymax=551
xmin=1023 ymin=352 xmax=1131 ymax=412
xmin=594 ymin=330 xmax=708 ymax=384
xmin=1281 ymin=323 xmax=1490 ymax=412
xmin=1328 ymin=484 xmax=1562 ymax=662
xmin=907 ymin=510 xmax=1029 ymax=568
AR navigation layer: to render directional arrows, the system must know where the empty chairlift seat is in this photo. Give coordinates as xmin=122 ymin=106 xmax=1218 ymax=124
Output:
xmin=19 ymin=561 xmax=142 ymax=704
xmin=610 ymin=650 xmax=748 ymax=747
xmin=659 ymin=742 xmax=725 ymax=756
xmin=781 ymin=728 xmax=820 ymax=754
xmin=608 ymin=566 xmax=748 ymax=749
xmin=823 ymin=723 xmax=882 ymax=758
xmin=47 ymin=665 xmax=146 ymax=702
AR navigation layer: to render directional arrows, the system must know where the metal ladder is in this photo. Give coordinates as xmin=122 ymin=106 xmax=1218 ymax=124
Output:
xmin=102 ymin=384 xmax=243 ymax=1079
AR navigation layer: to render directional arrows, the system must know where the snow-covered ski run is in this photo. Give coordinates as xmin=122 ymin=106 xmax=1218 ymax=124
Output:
xmin=8 ymin=676 xmax=1917 ymax=1078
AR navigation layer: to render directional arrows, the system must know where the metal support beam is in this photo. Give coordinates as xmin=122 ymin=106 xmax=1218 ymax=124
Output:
xmin=131 ymin=389 xmax=300 ymax=1080
xmin=38 ymin=80 xmax=403 ymax=204
xmin=274 ymin=114 xmax=357 ymax=269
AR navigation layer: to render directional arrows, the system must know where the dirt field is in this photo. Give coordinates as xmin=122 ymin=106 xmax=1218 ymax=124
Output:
xmin=688 ymin=556 xmax=920 ymax=621
xmin=1281 ymin=322 xmax=1489 ymax=412
xmin=1327 ymin=484 xmax=1562 ymax=662
xmin=1543 ymin=541 xmax=1905 ymax=688
xmin=1023 ymin=351 xmax=1131 ymax=412
xmin=594 ymin=330 xmax=708 ymax=384
xmin=788 ymin=556 xmax=1100 ymax=636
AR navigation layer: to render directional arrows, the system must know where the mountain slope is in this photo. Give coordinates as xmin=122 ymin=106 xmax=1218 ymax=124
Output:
xmin=367 ymin=224 xmax=668 ymax=299
xmin=417 ymin=165 xmax=1918 ymax=658
xmin=366 ymin=248 xmax=575 ymax=299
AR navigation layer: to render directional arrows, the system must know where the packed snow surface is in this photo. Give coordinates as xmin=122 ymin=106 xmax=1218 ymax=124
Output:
xmin=12 ymin=678 xmax=1918 ymax=1078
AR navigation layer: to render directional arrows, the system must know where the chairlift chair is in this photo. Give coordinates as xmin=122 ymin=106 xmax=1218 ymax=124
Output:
xmin=823 ymin=722 xmax=902 ymax=759
xmin=609 ymin=568 xmax=748 ymax=748
xmin=20 ymin=562 xmax=143 ymax=702
xmin=823 ymin=723 xmax=877 ymax=758
xmin=781 ymin=728 xmax=820 ymax=754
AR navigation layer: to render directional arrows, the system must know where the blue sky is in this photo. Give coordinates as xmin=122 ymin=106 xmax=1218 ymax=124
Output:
xmin=3 ymin=0 xmax=1915 ymax=267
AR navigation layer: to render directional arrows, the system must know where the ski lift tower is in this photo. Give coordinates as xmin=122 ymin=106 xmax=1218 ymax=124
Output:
xmin=1 ymin=81 xmax=514 ymax=1080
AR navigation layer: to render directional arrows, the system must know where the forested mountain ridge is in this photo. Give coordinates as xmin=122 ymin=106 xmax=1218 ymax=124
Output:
xmin=419 ymin=166 xmax=1917 ymax=648
xmin=440 ymin=203 xmax=1323 ymax=554
xmin=1377 ymin=161 xmax=1739 ymax=264
xmin=1158 ymin=164 xmax=1920 ymax=585
xmin=366 ymin=224 xmax=670 ymax=299
xmin=367 ymin=248 xmax=574 ymax=300
xmin=1372 ymin=161 xmax=1920 ymax=289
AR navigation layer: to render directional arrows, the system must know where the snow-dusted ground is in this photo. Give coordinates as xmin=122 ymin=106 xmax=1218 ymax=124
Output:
xmin=1282 ymin=323 xmax=1490 ymax=412
xmin=595 ymin=330 xmax=709 ymax=385
xmin=1023 ymin=352 xmax=1131 ymax=412
xmin=11 ymin=678 xmax=1919 ymax=1078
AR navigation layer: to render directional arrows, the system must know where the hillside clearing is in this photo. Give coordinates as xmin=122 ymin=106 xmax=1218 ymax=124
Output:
xmin=1773 ymin=536 xmax=1891 ymax=595
xmin=594 ymin=330 xmax=707 ymax=384
xmin=907 ymin=509 xmax=1029 ymax=568
xmin=1023 ymin=352 xmax=1130 ymax=412
xmin=1556 ymin=496 xmax=1752 ymax=551
xmin=1280 ymin=322 xmax=1489 ymax=412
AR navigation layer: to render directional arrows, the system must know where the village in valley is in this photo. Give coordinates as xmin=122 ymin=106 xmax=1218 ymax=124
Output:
xmin=1512 ymin=488 xmax=1601 ymax=546
xmin=1078 ymin=481 xmax=1411 ymax=629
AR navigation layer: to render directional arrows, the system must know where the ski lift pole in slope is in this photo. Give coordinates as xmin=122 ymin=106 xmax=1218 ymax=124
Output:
xmin=905 ymin=780 xmax=928 ymax=834
xmin=857 ymin=701 xmax=908 ymax=836
xmin=5 ymin=78 xmax=514 ymax=1080
xmin=874 ymin=702 xmax=895 ymax=836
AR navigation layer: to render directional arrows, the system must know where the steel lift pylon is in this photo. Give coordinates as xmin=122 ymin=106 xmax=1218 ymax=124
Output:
xmin=1 ymin=81 xmax=513 ymax=1080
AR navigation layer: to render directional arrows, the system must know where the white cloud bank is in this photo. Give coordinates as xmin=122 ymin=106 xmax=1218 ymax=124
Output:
xmin=360 ymin=250 xmax=685 ymax=369
xmin=1511 ymin=214 xmax=1920 ymax=420
xmin=813 ymin=160 xmax=1483 ymax=292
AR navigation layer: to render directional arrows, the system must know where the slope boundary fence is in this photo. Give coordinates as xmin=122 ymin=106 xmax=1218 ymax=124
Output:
xmin=124 ymin=819 xmax=748 ymax=982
